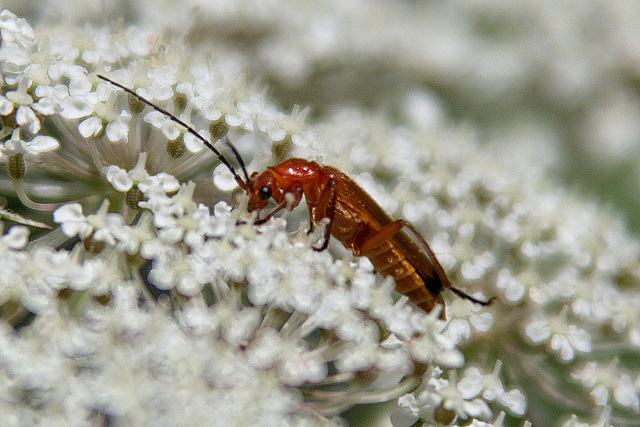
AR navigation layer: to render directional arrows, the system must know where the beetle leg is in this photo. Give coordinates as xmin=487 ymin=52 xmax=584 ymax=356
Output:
xmin=309 ymin=179 xmax=337 ymax=251
xmin=254 ymin=201 xmax=287 ymax=225
xmin=285 ymin=187 xmax=304 ymax=212
xmin=356 ymin=219 xmax=495 ymax=306
xmin=254 ymin=187 xmax=303 ymax=225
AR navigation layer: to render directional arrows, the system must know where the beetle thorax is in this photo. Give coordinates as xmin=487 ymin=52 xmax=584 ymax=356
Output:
xmin=245 ymin=159 xmax=327 ymax=212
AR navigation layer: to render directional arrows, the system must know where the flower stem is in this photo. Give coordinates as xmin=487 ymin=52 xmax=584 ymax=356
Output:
xmin=12 ymin=178 xmax=61 ymax=211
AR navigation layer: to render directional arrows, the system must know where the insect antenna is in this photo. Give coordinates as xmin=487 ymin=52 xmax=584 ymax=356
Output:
xmin=221 ymin=136 xmax=250 ymax=183
xmin=449 ymin=286 xmax=498 ymax=306
xmin=97 ymin=74 xmax=249 ymax=189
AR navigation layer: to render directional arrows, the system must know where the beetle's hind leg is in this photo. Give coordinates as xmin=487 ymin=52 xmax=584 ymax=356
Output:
xmin=308 ymin=179 xmax=337 ymax=251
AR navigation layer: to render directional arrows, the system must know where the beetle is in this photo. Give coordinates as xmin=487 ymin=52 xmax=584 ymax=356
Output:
xmin=98 ymin=74 xmax=495 ymax=317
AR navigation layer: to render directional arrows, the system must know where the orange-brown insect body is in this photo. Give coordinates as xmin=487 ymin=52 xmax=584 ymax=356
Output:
xmin=245 ymin=158 xmax=449 ymax=315
xmin=97 ymin=75 xmax=492 ymax=318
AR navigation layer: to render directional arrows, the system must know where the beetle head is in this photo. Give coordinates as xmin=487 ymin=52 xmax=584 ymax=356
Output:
xmin=245 ymin=170 xmax=281 ymax=212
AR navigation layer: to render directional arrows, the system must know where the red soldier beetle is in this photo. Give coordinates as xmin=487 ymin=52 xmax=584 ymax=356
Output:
xmin=98 ymin=75 xmax=496 ymax=318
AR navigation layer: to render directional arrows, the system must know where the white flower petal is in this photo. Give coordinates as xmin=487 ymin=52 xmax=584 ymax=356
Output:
xmin=60 ymin=96 xmax=93 ymax=119
xmin=213 ymin=163 xmax=238 ymax=191
xmin=26 ymin=136 xmax=59 ymax=154
xmin=16 ymin=105 xmax=40 ymax=133
xmin=78 ymin=116 xmax=103 ymax=138
xmin=103 ymin=166 xmax=133 ymax=192
xmin=4 ymin=226 xmax=30 ymax=249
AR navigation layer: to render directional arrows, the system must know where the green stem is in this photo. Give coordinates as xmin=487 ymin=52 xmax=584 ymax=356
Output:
xmin=12 ymin=178 xmax=61 ymax=211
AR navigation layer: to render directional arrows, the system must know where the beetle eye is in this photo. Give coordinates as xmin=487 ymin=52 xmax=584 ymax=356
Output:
xmin=258 ymin=186 xmax=272 ymax=200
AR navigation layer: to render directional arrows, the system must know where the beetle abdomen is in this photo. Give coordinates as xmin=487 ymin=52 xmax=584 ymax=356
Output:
xmin=364 ymin=241 xmax=445 ymax=315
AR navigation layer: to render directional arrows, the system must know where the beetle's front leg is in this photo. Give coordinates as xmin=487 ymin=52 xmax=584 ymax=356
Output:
xmin=253 ymin=202 xmax=286 ymax=225
xmin=254 ymin=187 xmax=303 ymax=225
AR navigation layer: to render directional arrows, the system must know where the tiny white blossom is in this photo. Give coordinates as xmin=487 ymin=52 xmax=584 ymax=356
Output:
xmin=103 ymin=152 xmax=179 ymax=194
xmin=0 ymin=128 xmax=59 ymax=158
xmin=525 ymin=308 xmax=592 ymax=361
xmin=0 ymin=225 xmax=29 ymax=250
xmin=410 ymin=315 xmax=465 ymax=368
xmin=144 ymin=110 xmax=182 ymax=140
xmin=277 ymin=340 xmax=328 ymax=387
xmin=0 ymin=76 xmax=54 ymax=133
xmin=495 ymin=269 xmax=526 ymax=303
xmin=398 ymin=370 xmax=493 ymax=424
xmin=572 ymin=358 xmax=640 ymax=411
xmin=53 ymin=200 xmax=116 ymax=245
xmin=0 ymin=9 xmax=34 ymax=42
xmin=458 ymin=361 xmax=527 ymax=416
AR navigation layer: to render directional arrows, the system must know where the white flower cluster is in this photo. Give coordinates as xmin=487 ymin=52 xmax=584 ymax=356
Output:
xmin=0 ymin=173 xmax=504 ymax=424
xmin=0 ymin=284 xmax=327 ymax=426
xmin=0 ymin=11 xmax=58 ymax=165
xmin=2 ymin=2 xmax=640 ymax=426
xmin=0 ymin=8 xmax=523 ymax=425
xmin=310 ymin=99 xmax=640 ymax=424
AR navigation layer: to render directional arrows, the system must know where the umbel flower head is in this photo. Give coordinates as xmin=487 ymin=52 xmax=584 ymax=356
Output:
xmin=0 ymin=9 xmax=503 ymax=426
xmin=0 ymin=5 xmax=639 ymax=426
